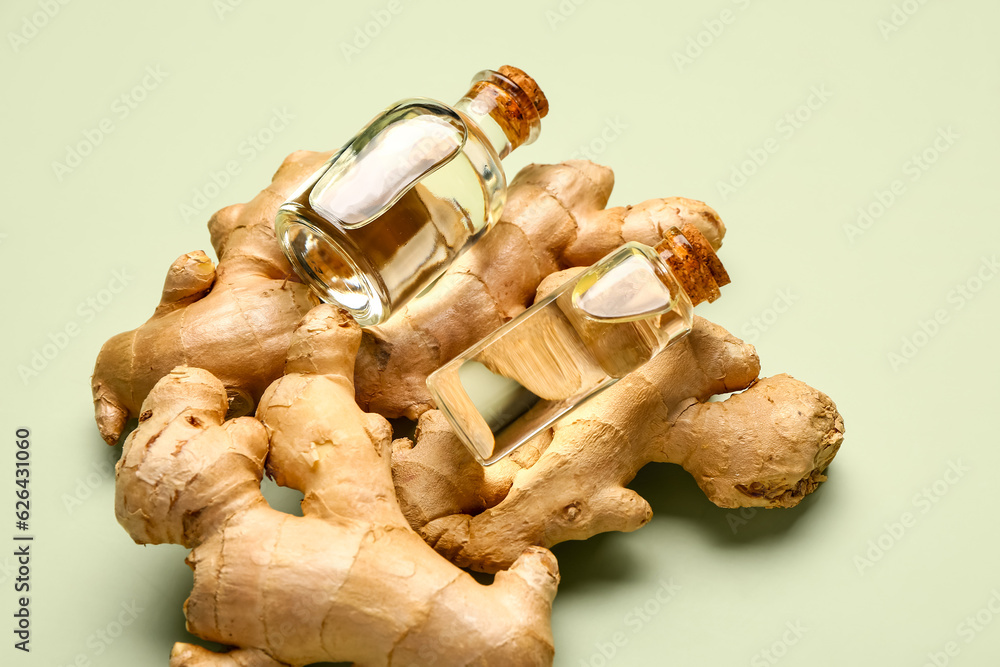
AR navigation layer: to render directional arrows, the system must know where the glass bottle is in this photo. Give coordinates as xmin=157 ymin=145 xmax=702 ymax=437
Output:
xmin=275 ymin=66 xmax=548 ymax=326
xmin=426 ymin=224 xmax=731 ymax=465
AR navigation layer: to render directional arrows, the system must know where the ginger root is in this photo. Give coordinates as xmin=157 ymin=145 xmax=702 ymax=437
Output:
xmin=91 ymin=151 xmax=327 ymax=445
xmin=354 ymin=159 xmax=727 ymax=419
xmin=100 ymin=148 xmax=846 ymax=661
xmin=116 ymin=305 xmax=559 ymax=666
xmin=392 ymin=270 xmax=844 ymax=573
xmin=92 ymin=153 xmax=724 ymax=443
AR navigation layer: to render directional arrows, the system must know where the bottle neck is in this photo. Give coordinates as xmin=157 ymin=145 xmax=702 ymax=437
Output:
xmin=453 ymin=68 xmax=546 ymax=159
xmin=655 ymin=225 xmax=731 ymax=306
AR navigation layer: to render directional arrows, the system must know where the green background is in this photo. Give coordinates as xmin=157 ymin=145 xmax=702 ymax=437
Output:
xmin=2 ymin=0 xmax=999 ymax=665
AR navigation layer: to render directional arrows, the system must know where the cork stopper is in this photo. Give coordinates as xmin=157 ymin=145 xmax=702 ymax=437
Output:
xmin=498 ymin=65 xmax=549 ymax=119
xmin=458 ymin=67 xmax=548 ymax=155
xmin=655 ymin=224 xmax=731 ymax=306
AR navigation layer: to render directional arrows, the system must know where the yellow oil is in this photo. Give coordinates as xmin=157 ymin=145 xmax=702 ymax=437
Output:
xmin=275 ymin=110 xmax=504 ymax=326
xmin=428 ymin=244 xmax=694 ymax=464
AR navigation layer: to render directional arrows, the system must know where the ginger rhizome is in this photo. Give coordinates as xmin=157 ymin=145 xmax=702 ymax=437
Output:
xmin=92 ymin=153 xmax=725 ymax=443
xmin=116 ymin=306 xmax=559 ymax=667
xmin=391 ymin=270 xmax=843 ymax=572
xmin=91 ymin=151 xmax=327 ymax=445
xmin=96 ymin=150 xmax=845 ymax=664
xmin=354 ymin=159 xmax=727 ymax=419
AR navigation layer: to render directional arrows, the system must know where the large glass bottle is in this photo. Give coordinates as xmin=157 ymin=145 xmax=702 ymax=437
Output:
xmin=426 ymin=224 xmax=731 ymax=465
xmin=275 ymin=66 xmax=548 ymax=326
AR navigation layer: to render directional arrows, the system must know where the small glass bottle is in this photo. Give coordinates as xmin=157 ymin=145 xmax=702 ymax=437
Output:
xmin=426 ymin=224 xmax=731 ymax=465
xmin=275 ymin=66 xmax=548 ymax=326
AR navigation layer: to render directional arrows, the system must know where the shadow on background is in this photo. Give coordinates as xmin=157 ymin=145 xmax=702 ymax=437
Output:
xmin=553 ymin=461 xmax=827 ymax=593
xmin=552 ymin=531 xmax=646 ymax=594
xmin=629 ymin=461 xmax=824 ymax=546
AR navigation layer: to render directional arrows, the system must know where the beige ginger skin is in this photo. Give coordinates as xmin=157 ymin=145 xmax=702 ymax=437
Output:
xmin=392 ymin=271 xmax=843 ymax=572
xmin=91 ymin=151 xmax=324 ymax=445
xmin=96 ymin=150 xmax=845 ymax=664
xmin=354 ymin=159 xmax=727 ymax=419
xmin=91 ymin=152 xmax=727 ymax=443
xmin=117 ymin=306 xmax=559 ymax=667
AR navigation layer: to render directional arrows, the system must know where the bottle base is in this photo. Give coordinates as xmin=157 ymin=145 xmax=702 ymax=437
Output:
xmin=275 ymin=206 xmax=390 ymax=327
